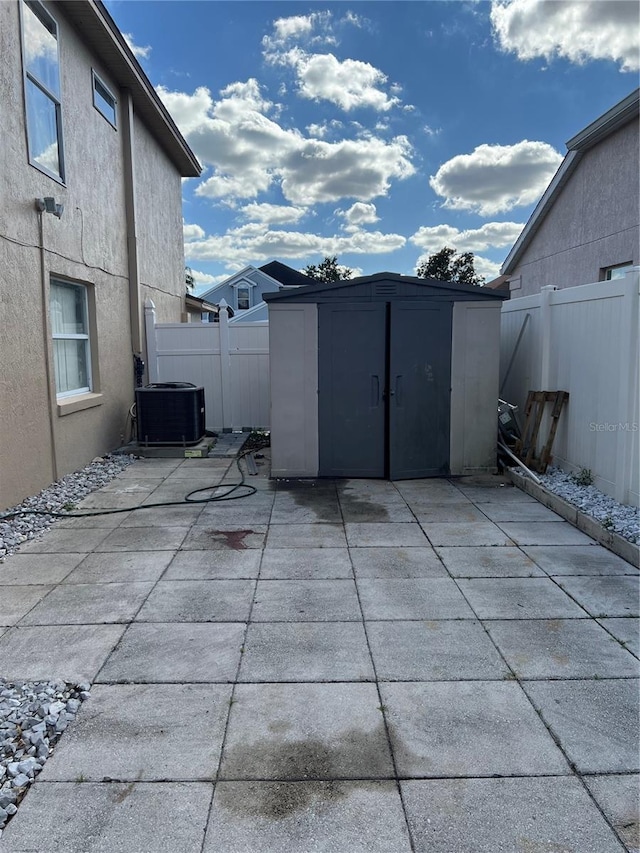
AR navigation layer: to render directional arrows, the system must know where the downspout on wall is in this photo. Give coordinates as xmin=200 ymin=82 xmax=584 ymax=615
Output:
xmin=37 ymin=210 xmax=58 ymax=483
xmin=121 ymin=89 xmax=143 ymax=367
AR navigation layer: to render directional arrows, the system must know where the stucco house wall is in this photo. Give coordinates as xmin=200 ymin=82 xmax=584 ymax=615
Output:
xmin=0 ymin=0 xmax=199 ymax=509
xmin=504 ymin=90 xmax=639 ymax=297
xmin=134 ymin=117 xmax=186 ymax=321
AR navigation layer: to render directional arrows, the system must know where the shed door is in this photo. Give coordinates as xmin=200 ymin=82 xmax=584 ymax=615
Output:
xmin=318 ymin=303 xmax=386 ymax=477
xmin=389 ymin=302 xmax=452 ymax=478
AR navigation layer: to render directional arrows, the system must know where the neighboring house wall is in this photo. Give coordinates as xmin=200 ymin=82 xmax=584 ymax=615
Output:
xmin=508 ymin=121 xmax=639 ymax=296
xmin=0 ymin=0 xmax=199 ymax=509
xmin=199 ymin=266 xmax=285 ymax=316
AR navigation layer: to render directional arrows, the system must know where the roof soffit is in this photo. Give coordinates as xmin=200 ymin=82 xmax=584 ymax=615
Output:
xmin=55 ymin=0 xmax=200 ymax=176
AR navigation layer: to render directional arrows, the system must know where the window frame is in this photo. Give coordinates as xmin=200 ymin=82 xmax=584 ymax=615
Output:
xmin=92 ymin=70 xmax=117 ymax=128
xmin=50 ymin=278 xmax=93 ymax=399
xmin=20 ymin=0 xmax=65 ymax=184
xmin=603 ymin=262 xmax=634 ymax=281
xmin=236 ymin=283 xmax=251 ymax=310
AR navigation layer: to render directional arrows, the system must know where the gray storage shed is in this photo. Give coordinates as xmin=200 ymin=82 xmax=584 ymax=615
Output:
xmin=263 ymin=272 xmax=508 ymax=480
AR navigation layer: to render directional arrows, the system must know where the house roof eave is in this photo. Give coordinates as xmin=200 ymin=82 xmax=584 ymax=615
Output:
xmin=56 ymin=0 xmax=201 ymax=177
xmin=502 ymin=88 xmax=639 ymax=277
xmin=501 ymin=151 xmax=581 ymax=275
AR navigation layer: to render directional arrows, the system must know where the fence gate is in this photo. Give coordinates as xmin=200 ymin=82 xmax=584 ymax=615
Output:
xmin=144 ymin=300 xmax=270 ymax=432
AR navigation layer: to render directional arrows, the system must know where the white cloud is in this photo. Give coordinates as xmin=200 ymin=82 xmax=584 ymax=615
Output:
xmin=273 ymin=49 xmax=401 ymax=112
xmin=411 ymin=221 xmax=524 ymax=252
xmin=272 ymin=14 xmax=316 ymax=42
xmin=430 ymin=140 xmax=562 ymax=215
xmin=338 ymin=202 xmax=379 ymax=232
xmin=184 ymin=225 xmax=405 ymax=267
xmin=471 ymin=256 xmax=503 ymax=281
xmin=263 ymin=12 xmax=333 ymax=51
xmin=191 ymin=269 xmax=223 ymax=286
xmin=157 ymin=82 xmax=415 ymax=205
xmin=183 ymin=222 xmax=205 ymax=242
xmin=281 ymin=135 xmax=414 ymax=205
xmin=491 ymin=0 xmax=640 ymax=72
xmin=239 ymin=203 xmax=307 ymax=225
xmin=123 ymin=33 xmax=151 ymax=60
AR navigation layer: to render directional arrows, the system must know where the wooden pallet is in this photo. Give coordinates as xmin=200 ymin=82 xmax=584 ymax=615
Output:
xmin=515 ymin=390 xmax=569 ymax=473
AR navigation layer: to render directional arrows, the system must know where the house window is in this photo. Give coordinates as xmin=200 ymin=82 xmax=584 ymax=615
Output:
xmin=50 ymin=280 xmax=92 ymax=397
xmin=237 ymin=285 xmax=250 ymax=310
xmin=21 ymin=0 xmax=64 ymax=182
xmin=603 ymin=262 xmax=634 ymax=281
xmin=92 ymin=71 xmax=117 ymax=127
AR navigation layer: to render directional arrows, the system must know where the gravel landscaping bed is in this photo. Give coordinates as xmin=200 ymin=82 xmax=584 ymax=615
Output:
xmin=540 ymin=467 xmax=639 ymax=544
xmin=0 ymin=679 xmax=90 ymax=836
xmin=0 ymin=454 xmax=136 ymax=561
xmin=0 ymin=455 xmax=137 ymax=834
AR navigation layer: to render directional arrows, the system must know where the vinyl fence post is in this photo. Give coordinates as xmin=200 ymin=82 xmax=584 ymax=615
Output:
xmin=218 ymin=299 xmax=232 ymax=430
xmin=144 ymin=299 xmax=158 ymax=383
xmin=614 ymin=270 xmax=639 ymax=504
xmin=539 ymin=285 xmax=556 ymax=391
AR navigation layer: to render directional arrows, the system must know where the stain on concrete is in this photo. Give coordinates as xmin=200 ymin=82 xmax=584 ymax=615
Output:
xmin=113 ymin=781 xmax=136 ymax=804
xmin=276 ymin=480 xmax=341 ymax=522
xmin=223 ymin=780 xmax=350 ymax=820
xmin=337 ymin=484 xmax=390 ymax=522
xmin=207 ymin=529 xmax=255 ymax=549
xmin=222 ymin=724 xmax=392 ymax=783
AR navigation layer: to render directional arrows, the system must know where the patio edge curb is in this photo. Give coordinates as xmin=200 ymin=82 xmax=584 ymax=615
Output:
xmin=506 ymin=468 xmax=640 ymax=568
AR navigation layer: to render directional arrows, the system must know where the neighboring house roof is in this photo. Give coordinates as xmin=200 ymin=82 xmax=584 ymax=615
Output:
xmin=484 ymin=275 xmax=510 ymax=292
xmin=56 ymin=0 xmax=200 ymax=177
xmin=185 ymin=294 xmax=224 ymax=313
xmin=228 ymin=301 xmax=268 ymax=323
xmin=259 ymin=261 xmax=316 ymax=287
xmin=501 ymin=88 xmax=639 ymax=275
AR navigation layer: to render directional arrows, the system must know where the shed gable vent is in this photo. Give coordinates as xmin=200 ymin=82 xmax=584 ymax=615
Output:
xmin=374 ymin=283 xmax=398 ymax=296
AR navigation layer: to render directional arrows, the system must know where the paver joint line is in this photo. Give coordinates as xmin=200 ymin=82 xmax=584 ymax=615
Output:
xmin=0 ymin=461 xmax=637 ymax=852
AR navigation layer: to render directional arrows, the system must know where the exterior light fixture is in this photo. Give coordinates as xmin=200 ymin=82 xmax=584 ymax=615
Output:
xmin=35 ymin=197 xmax=64 ymax=218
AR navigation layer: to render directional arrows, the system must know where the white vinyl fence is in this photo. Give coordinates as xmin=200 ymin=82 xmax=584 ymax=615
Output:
xmin=500 ymin=272 xmax=639 ymax=506
xmin=144 ymin=300 xmax=270 ymax=432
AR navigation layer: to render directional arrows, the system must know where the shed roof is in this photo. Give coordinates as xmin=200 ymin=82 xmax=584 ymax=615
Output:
xmin=263 ymin=271 xmax=508 ymax=304
xmin=57 ymin=0 xmax=201 ymax=177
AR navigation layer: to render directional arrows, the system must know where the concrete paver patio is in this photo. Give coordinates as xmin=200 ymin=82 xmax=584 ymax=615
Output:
xmin=0 ymin=454 xmax=638 ymax=852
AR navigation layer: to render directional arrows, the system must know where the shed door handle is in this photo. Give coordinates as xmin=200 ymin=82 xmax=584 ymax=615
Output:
xmin=371 ymin=375 xmax=380 ymax=407
xmin=393 ymin=375 xmax=403 ymax=405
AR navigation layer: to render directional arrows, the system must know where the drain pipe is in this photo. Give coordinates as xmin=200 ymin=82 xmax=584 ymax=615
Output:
xmin=121 ymin=89 xmax=142 ymax=361
xmin=37 ymin=209 xmax=58 ymax=483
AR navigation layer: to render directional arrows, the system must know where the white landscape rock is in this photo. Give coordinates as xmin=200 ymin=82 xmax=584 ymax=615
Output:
xmin=540 ymin=467 xmax=639 ymax=544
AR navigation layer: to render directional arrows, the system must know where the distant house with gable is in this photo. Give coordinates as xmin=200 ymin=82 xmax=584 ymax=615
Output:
xmin=197 ymin=262 xmax=314 ymax=321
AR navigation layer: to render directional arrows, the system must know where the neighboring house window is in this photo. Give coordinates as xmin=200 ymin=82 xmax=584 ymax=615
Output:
xmin=21 ymin=0 xmax=64 ymax=182
xmin=50 ymin=280 xmax=92 ymax=397
xmin=603 ymin=262 xmax=634 ymax=281
xmin=92 ymin=71 xmax=117 ymax=127
xmin=237 ymin=285 xmax=250 ymax=310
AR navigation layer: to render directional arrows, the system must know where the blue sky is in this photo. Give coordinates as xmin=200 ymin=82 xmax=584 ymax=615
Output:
xmin=106 ymin=0 xmax=638 ymax=291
